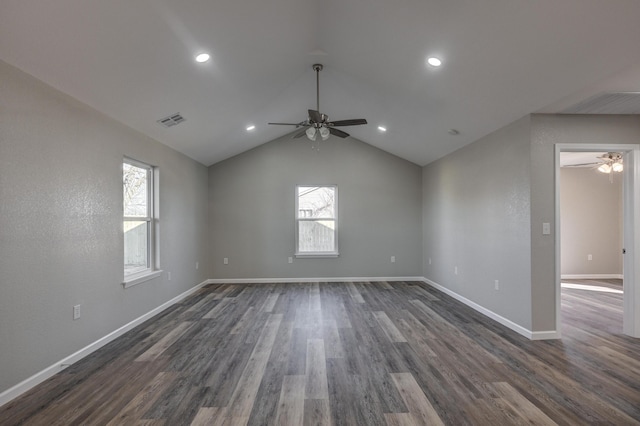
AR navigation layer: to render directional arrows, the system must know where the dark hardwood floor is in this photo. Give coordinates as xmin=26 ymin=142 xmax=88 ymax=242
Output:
xmin=1 ymin=280 xmax=639 ymax=425
xmin=562 ymin=278 xmax=624 ymax=334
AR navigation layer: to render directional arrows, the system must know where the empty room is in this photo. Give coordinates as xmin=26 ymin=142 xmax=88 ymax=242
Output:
xmin=1 ymin=1 xmax=640 ymax=424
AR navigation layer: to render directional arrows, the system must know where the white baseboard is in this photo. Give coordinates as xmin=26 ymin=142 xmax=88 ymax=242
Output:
xmin=0 ymin=280 xmax=210 ymax=408
xmin=207 ymin=276 xmax=424 ymax=284
xmin=561 ymin=274 xmax=623 ymax=280
xmin=530 ymin=330 xmax=561 ymax=340
xmin=421 ymin=278 xmax=560 ymax=341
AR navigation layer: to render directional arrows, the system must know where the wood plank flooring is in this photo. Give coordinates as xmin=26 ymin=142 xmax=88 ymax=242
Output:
xmin=1 ymin=280 xmax=639 ymax=425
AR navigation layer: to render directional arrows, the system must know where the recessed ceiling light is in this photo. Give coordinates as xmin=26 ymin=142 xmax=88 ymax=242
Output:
xmin=195 ymin=53 xmax=210 ymax=63
xmin=246 ymin=125 xmax=256 ymax=131
xmin=378 ymin=126 xmax=387 ymax=132
xmin=427 ymin=57 xmax=442 ymax=67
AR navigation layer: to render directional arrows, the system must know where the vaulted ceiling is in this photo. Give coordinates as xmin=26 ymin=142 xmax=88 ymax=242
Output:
xmin=2 ymin=0 xmax=640 ymax=166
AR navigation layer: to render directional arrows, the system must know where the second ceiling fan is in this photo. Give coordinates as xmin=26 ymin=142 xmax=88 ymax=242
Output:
xmin=268 ymin=64 xmax=368 ymax=140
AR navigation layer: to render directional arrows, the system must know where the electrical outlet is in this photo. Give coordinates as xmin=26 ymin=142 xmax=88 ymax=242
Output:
xmin=167 ymin=272 xmax=171 ymax=281
xmin=429 ymin=258 xmax=432 ymax=265
xmin=391 ymin=256 xmax=396 ymax=263
xmin=288 ymin=257 xmax=293 ymax=264
xmin=542 ymin=222 xmax=551 ymax=235
xmin=588 ymin=254 xmax=593 ymax=261
xmin=454 ymin=266 xmax=458 ymax=275
xmin=73 ymin=304 xmax=81 ymax=320
xmin=495 ymin=280 xmax=499 ymax=290
xmin=224 ymin=257 xmax=229 ymax=265
xmin=196 ymin=261 xmax=199 ymax=270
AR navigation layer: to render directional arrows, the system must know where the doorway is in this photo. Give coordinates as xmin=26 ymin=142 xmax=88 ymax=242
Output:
xmin=555 ymin=144 xmax=640 ymax=338
xmin=559 ymin=153 xmax=623 ymax=334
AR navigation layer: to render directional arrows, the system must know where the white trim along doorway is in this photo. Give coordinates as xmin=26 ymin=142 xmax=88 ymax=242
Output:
xmin=555 ymin=143 xmax=640 ymax=338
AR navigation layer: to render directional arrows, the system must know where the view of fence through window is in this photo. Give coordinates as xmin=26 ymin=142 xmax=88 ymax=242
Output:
xmin=297 ymin=186 xmax=337 ymax=254
xmin=123 ymin=161 xmax=151 ymax=275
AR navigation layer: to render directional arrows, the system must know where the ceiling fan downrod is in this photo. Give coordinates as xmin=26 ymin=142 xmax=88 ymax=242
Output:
xmin=313 ymin=64 xmax=323 ymax=113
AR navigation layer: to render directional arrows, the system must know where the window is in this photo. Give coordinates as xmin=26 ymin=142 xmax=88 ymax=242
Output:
xmin=123 ymin=159 xmax=158 ymax=284
xmin=296 ymin=185 xmax=338 ymax=257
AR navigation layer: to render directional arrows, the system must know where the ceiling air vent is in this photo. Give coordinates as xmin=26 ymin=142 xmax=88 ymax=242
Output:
xmin=561 ymin=92 xmax=640 ymax=114
xmin=157 ymin=113 xmax=186 ymax=128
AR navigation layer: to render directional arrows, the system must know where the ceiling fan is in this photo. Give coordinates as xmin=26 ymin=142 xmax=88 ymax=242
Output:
xmin=268 ymin=64 xmax=368 ymax=140
xmin=564 ymin=152 xmax=624 ymax=174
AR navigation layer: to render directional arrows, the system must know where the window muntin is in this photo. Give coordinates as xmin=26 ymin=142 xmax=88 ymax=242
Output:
xmin=123 ymin=159 xmax=154 ymax=277
xmin=296 ymin=185 xmax=338 ymax=256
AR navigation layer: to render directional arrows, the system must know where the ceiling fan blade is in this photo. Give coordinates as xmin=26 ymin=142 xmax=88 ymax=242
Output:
xmin=329 ymin=127 xmax=350 ymax=138
xmin=293 ymin=127 xmax=311 ymax=138
xmin=268 ymin=122 xmax=305 ymax=126
xmin=563 ymin=162 xmax=601 ymax=167
xmin=308 ymin=110 xmax=322 ymax=123
xmin=329 ymin=118 xmax=368 ymax=127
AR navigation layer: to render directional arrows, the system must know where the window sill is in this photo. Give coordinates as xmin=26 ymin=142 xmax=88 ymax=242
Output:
xmin=295 ymin=253 xmax=339 ymax=259
xmin=122 ymin=270 xmax=163 ymax=289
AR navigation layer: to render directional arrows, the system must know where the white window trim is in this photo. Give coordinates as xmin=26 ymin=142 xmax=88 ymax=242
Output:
xmin=122 ymin=270 xmax=163 ymax=288
xmin=295 ymin=185 xmax=339 ymax=258
xmin=123 ymin=158 xmax=160 ymax=287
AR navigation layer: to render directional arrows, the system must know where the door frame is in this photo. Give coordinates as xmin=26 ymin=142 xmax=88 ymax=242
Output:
xmin=555 ymin=143 xmax=640 ymax=338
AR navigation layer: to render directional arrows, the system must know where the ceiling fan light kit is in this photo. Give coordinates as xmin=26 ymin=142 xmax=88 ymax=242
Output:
xmin=597 ymin=152 xmax=623 ymax=174
xmin=598 ymin=163 xmax=612 ymax=173
xmin=306 ymin=127 xmax=316 ymax=141
xmin=268 ymin=64 xmax=368 ymax=143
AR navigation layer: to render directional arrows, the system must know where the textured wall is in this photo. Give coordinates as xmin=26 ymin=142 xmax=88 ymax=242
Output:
xmin=422 ymin=116 xmax=533 ymax=330
xmin=560 ymin=167 xmax=622 ymax=276
xmin=0 ymin=61 xmax=209 ymax=394
xmin=422 ymin=113 xmax=640 ymax=334
xmin=208 ymin=134 xmax=422 ymax=279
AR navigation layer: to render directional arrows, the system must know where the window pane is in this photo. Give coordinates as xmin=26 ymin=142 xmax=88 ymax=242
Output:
xmin=123 ymin=163 xmax=148 ymax=217
xmin=298 ymin=186 xmax=335 ymax=218
xmin=298 ymin=220 xmax=335 ymax=252
xmin=124 ymin=220 xmax=148 ymax=275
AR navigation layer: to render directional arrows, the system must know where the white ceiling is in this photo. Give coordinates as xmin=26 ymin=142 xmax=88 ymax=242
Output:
xmin=2 ymin=0 xmax=640 ymax=166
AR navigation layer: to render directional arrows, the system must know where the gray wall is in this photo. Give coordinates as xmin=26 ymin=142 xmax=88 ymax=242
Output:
xmin=0 ymin=61 xmax=209 ymax=394
xmin=560 ymin=167 xmax=622 ymax=276
xmin=423 ymin=113 xmax=640 ymax=333
xmin=422 ymin=116 xmax=533 ymax=329
xmin=208 ymin=134 xmax=422 ymax=279
xmin=529 ymin=114 xmax=640 ymax=330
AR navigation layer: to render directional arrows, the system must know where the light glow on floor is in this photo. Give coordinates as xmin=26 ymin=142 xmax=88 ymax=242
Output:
xmin=561 ymin=283 xmax=623 ymax=294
